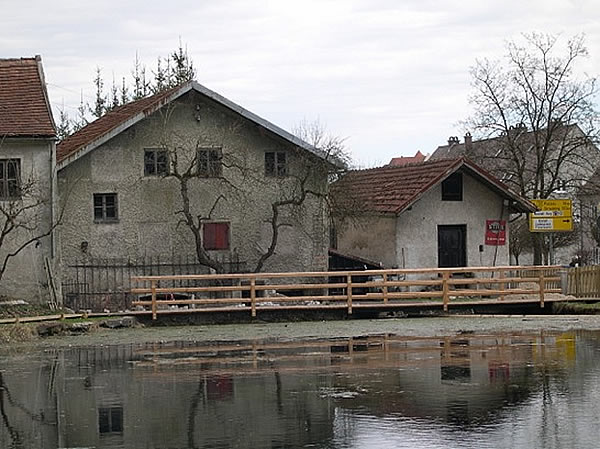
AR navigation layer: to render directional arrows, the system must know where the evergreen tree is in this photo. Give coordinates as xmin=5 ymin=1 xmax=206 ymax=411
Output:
xmin=108 ymin=74 xmax=120 ymax=111
xmin=153 ymin=57 xmax=167 ymax=93
xmin=89 ymin=67 xmax=107 ymax=119
xmin=72 ymin=91 xmax=89 ymax=132
xmin=170 ymin=39 xmax=196 ymax=86
xmin=56 ymin=104 xmax=71 ymax=140
xmin=120 ymin=76 xmax=129 ymax=105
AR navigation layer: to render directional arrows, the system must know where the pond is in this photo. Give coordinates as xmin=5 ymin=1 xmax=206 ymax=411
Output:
xmin=1 ymin=328 xmax=600 ymax=448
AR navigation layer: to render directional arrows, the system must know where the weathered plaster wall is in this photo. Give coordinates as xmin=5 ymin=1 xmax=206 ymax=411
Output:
xmin=335 ymin=215 xmax=397 ymax=267
xmin=0 ymin=138 xmax=55 ymax=301
xmin=395 ymin=172 xmax=510 ymax=270
xmin=57 ymin=91 xmax=328 ymax=275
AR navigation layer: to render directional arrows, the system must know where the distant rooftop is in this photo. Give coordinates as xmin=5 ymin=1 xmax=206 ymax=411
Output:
xmin=0 ymin=56 xmax=55 ymax=138
xmin=388 ymin=151 xmax=426 ymax=167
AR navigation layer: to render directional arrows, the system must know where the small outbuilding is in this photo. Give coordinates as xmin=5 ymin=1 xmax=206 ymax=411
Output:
xmin=331 ymin=158 xmax=535 ymax=271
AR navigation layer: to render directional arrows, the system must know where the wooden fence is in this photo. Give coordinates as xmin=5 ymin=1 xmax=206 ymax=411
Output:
xmin=568 ymin=266 xmax=600 ymax=298
xmin=131 ymin=265 xmax=562 ymax=320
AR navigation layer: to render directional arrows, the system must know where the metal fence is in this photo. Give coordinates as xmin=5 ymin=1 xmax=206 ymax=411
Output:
xmin=61 ymin=254 xmax=246 ymax=312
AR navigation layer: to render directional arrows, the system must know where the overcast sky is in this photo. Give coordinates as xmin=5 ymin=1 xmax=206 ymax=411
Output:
xmin=2 ymin=0 xmax=599 ymax=166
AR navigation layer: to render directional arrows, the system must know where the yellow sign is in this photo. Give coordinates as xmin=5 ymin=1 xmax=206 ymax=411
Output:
xmin=529 ymin=199 xmax=573 ymax=232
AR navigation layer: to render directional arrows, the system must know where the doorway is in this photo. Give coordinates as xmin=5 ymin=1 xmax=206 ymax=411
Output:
xmin=438 ymin=225 xmax=467 ymax=268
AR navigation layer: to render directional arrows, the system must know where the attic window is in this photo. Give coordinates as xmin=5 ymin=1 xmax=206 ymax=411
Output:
xmin=265 ymin=152 xmax=287 ymax=177
xmin=198 ymin=148 xmax=223 ymax=177
xmin=442 ymin=173 xmax=463 ymax=201
xmin=144 ymin=149 xmax=169 ymax=176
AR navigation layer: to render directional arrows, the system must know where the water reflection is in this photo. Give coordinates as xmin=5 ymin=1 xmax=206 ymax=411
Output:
xmin=1 ymin=330 xmax=599 ymax=448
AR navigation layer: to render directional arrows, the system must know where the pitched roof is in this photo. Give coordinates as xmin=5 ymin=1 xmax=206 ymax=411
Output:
xmin=57 ymin=81 xmax=327 ymax=168
xmin=388 ymin=150 xmax=426 ymax=166
xmin=429 ymin=125 xmax=598 ymax=195
xmin=0 ymin=56 xmax=55 ymax=138
xmin=332 ymin=158 xmax=535 ymax=214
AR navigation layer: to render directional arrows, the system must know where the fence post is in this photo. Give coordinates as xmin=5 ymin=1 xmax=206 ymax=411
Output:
xmin=442 ymin=271 xmax=450 ymax=312
xmin=347 ymin=274 xmax=353 ymax=314
xmin=538 ymin=271 xmax=545 ymax=308
xmin=499 ymin=269 xmax=505 ymax=301
xmin=250 ymin=277 xmax=256 ymax=317
xmin=560 ymin=269 xmax=568 ymax=296
xmin=151 ymin=280 xmax=157 ymax=320
xmin=382 ymin=273 xmax=389 ymax=303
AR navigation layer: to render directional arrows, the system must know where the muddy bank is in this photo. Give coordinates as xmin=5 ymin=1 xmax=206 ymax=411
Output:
xmin=2 ymin=315 xmax=600 ymax=352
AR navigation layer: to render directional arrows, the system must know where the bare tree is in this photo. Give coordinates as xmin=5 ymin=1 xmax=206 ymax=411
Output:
xmin=0 ymin=139 xmax=64 ymax=284
xmin=154 ymin=111 xmax=346 ymax=274
xmin=292 ymin=118 xmax=350 ymax=167
xmin=466 ymin=33 xmax=600 ymax=263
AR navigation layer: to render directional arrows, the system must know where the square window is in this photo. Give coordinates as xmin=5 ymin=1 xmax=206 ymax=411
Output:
xmin=0 ymin=159 xmax=21 ymax=200
xmin=197 ymin=148 xmax=223 ymax=177
xmin=265 ymin=151 xmax=287 ymax=177
xmin=144 ymin=149 xmax=169 ymax=176
xmin=99 ymin=406 xmax=123 ymax=434
xmin=203 ymin=222 xmax=230 ymax=250
xmin=442 ymin=173 xmax=463 ymax=201
xmin=93 ymin=193 xmax=118 ymax=222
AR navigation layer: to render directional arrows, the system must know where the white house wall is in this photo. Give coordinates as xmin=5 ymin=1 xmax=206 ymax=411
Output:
xmin=395 ymin=172 xmax=510 ymax=270
xmin=0 ymin=138 xmax=54 ymax=301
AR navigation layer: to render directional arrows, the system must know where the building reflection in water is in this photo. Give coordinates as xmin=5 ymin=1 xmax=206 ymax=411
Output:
xmin=0 ymin=329 xmax=593 ymax=449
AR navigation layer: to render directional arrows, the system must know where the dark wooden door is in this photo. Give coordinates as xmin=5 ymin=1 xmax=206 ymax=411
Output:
xmin=438 ymin=225 xmax=467 ymax=268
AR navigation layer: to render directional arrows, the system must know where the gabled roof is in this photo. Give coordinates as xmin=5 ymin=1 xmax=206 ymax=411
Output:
xmin=332 ymin=158 xmax=535 ymax=214
xmin=57 ymin=81 xmax=326 ymax=169
xmin=388 ymin=150 xmax=426 ymax=167
xmin=0 ymin=56 xmax=55 ymax=138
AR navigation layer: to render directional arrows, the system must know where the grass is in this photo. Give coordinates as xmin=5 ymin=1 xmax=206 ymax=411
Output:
xmin=553 ymin=301 xmax=600 ymax=314
xmin=0 ymin=323 xmax=38 ymax=344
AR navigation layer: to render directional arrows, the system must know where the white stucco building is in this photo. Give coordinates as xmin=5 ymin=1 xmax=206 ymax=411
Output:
xmin=332 ymin=158 xmax=535 ymax=272
xmin=0 ymin=56 xmax=57 ymax=301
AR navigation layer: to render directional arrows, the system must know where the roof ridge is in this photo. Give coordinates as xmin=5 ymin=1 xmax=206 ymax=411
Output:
xmin=57 ymin=80 xmax=329 ymax=168
xmin=352 ymin=158 xmax=459 ymax=173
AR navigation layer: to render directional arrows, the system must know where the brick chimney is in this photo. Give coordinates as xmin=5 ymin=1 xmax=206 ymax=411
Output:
xmin=464 ymin=132 xmax=472 ymax=152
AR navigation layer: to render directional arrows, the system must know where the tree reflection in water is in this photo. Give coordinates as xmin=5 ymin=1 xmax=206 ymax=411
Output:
xmin=0 ymin=330 xmax=597 ymax=448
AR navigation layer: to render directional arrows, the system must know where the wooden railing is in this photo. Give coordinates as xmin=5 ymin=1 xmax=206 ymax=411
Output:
xmin=131 ymin=265 xmax=562 ymax=320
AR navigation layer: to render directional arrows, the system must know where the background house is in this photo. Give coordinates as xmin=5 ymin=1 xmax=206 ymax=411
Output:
xmin=0 ymin=56 xmax=57 ymax=301
xmin=430 ymin=127 xmax=600 ymax=264
xmin=331 ymin=158 xmax=534 ymax=273
xmin=56 ymin=81 xmax=332 ymax=307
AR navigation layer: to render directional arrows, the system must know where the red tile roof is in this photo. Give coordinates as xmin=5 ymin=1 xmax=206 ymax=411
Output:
xmin=388 ymin=150 xmax=426 ymax=166
xmin=0 ymin=56 xmax=55 ymax=137
xmin=332 ymin=158 xmax=535 ymax=214
xmin=57 ymin=84 xmax=181 ymax=163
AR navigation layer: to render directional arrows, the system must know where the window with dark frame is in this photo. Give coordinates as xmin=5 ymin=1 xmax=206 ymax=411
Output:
xmin=0 ymin=159 xmax=21 ymax=200
xmin=441 ymin=172 xmax=463 ymax=201
xmin=93 ymin=193 xmax=118 ymax=222
xmin=265 ymin=151 xmax=287 ymax=177
xmin=203 ymin=222 xmax=230 ymax=250
xmin=144 ymin=149 xmax=169 ymax=176
xmin=197 ymin=148 xmax=223 ymax=177
xmin=98 ymin=406 xmax=123 ymax=434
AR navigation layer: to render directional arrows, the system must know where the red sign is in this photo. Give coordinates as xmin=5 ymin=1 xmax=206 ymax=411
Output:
xmin=485 ymin=220 xmax=506 ymax=246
